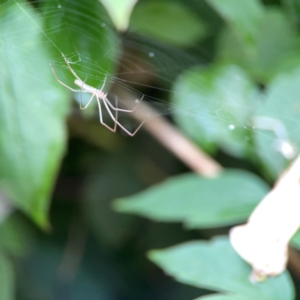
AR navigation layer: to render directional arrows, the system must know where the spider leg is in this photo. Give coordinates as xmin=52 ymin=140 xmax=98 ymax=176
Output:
xmin=96 ymin=95 xmax=117 ymax=133
xmin=104 ymin=95 xmax=144 ymax=113
xmin=99 ymin=75 xmax=107 ymax=92
xmin=61 ymin=53 xmax=83 ymax=82
xmin=101 ymin=96 xmax=146 ymax=137
xmin=80 ymin=91 xmax=96 ymax=110
xmin=50 ymin=63 xmax=82 ymax=92
xmin=113 ymin=95 xmax=118 ymax=131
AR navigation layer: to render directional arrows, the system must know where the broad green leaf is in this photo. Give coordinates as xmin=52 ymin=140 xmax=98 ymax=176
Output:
xmin=0 ymin=0 xmax=70 ymax=226
xmin=207 ymin=0 xmax=264 ymax=43
xmin=254 ymin=67 xmax=300 ymax=177
xmin=172 ymin=64 xmax=259 ymax=156
xmin=149 ymin=237 xmax=294 ymax=300
xmin=217 ymin=8 xmax=299 ymax=82
xmin=42 ymin=0 xmax=120 ymax=150
xmin=0 ymin=252 xmax=14 ymax=300
xmin=130 ymin=2 xmax=207 ymax=47
xmin=100 ymin=0 xmax=138 ymax=31
xmin=251 ymin=9 xmax=298 ymax=77
xmin=114 ymin=170 xmax=269 ymax=229
xmin=42 ymin=0 xmax=119 ymax=90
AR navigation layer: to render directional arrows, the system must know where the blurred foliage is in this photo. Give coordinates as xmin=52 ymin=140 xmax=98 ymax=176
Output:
xmin=149 ymin=237 xmax=294 ymax=299
xmin=115 ymin=170 xmax=269 ymax=228
xmin=0 ymin=0 xmax=69 ymax=227
xmin=172 ymin=64 xmax=259 ymax=156
xmin=0 ymin=0 xmax=300 ymax=299
xmin=130 ymin=2 xmax=208 ymax=47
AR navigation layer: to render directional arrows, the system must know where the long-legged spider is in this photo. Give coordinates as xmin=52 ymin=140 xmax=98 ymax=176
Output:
xmin=50 ymin=53 xmax=145 ymax=136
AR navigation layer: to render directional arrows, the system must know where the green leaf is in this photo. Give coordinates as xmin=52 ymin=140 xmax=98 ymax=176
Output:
xmin=100 ymin=0 xmax=138 ymax=31
xmin=130 ymin=2 xmax=207 ymax=47
xmin=114 ymin=170 xmax=269 ymax=228
xmin=249 ymin=8 xmax=298 ymax=77
xmin=172 ymin=64 xmax=259 ymax=156
xmin=0 ymin=252 xmax=14 ymax=300
xmin=0 ymin=1 xmax=70 ymax=226
xmin=42 ymin=0 xmax=119 ymax=90
xmin=217 ymin=8 xmax=299 ymax=82
xmin=254 ymin=67 xmax=300 ymax=177
xmin=149 ymin=237 xmax=294 ymax=300
xmin=207 ymin=0 xmax=264 ymax=43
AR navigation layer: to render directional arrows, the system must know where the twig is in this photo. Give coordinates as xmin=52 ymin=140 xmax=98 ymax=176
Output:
xmin=113 ymin=89 xmax=222 ymax=177
xmin=288 ymin=246 xmax=300 ymax=279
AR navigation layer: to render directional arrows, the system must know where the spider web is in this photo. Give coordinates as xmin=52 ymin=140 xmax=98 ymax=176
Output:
xmin=1 ymin=0 xmax=299 ymax=174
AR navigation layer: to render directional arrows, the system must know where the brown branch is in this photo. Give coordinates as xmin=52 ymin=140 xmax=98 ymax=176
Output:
xmin=288 ymin=246 xmax=300 ymax=279
xmin=113 ymin=88 xmax=222 ymax=177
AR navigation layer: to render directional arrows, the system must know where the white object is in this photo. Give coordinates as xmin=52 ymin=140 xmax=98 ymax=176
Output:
xmin=230 ymin=155 xmax=300 ymax=281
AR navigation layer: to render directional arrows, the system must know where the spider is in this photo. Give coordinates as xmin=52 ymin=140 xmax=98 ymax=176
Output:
xmin=50 ymin=53 xmax=145 ymax=136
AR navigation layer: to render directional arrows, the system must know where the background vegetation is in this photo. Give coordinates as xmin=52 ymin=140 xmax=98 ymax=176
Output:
xmin=1 ymin=0 xmax=300 ymax=299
